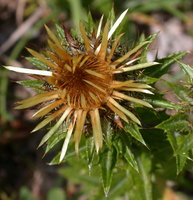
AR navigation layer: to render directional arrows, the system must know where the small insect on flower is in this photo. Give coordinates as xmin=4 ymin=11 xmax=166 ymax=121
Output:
xmin=5 ymin=10 xmax=158 ymax=162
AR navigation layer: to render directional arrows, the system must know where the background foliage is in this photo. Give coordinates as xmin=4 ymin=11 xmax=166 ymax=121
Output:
xmin=0 ymin=0 xmax=193 ymax=199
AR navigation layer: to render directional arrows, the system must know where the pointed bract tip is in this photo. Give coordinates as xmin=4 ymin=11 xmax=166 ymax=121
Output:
xmin=31 ymin=128 xmax=37 ymax=133
xmin=95 ymin=146 xmax=100 ymax=154
xmin=32 ymin=113 xmax=37 ymax=118
xmin=147 ymin=104 xmax=153 ymax=108
xmin=44 ymin=24 xmax=48 ymax=29
xmin=122 ymin=8 xmax=129 ymax=15
xmin=59 ymin=156 xmax=64 ymax=163
xmin=96 ymin=14 xmax=104 ymax=38
xmin=3 ymin=65 xmax=11 ymax=70
xmin=108 ymin=8 xmax=129 ymax=40
xmin=3 ymin=66 xmax=19 ymax=71
xmin=104 ymin=186 xmax=110 ymax=197
xmin=37 ymin=141 xmax=44 ymax=149
xmin=3 ymin=66 xmax=52 ymax=76
xmin=153 ymin=62 xmax=160 ymax=65
xmin=44 ymin=24 xmax=52 ymax=34
xmin=136 ymin=119 xmax=142 ymax=126
xmin=14 ymin=105 xmax=22 ymax=110
xmin=26 ymin=47 xmax=32 ymax=52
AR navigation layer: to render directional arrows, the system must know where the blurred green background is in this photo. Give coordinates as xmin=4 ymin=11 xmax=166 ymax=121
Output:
xmin=0 ymin=0 xmax=193 ymax=199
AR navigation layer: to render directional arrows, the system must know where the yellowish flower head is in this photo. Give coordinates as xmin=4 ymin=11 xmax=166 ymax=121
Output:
xmin=5 ymin=10 xmax=157 ymax=162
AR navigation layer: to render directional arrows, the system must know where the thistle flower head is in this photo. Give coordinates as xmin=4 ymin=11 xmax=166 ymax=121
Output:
xmin=5 ymin=10 xmax=157 ymax=162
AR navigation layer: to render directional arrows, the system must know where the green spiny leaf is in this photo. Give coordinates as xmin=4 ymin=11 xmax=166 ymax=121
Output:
xmin=176 ymin=135 xmax=191 ymax=174
xmin=177 ymin=134 xmax=193 ymax=156
xmin=103 ymin=120 xmax=113 ymax=148
xmin=114 ymin=130 xmax=139 ymax=172
xmin=139 ymin=75 xmax=158 ymax=84
xmin=177 ymin=61 xmax=193 ymax=83
xmin=176 ymin=154 xmax=187 ymax=175
xmin=26 ymin=57 xmax=48 ymax=70
xmin=147 ymin=51 xmax=186 ymax=78
xmin=55 ymin=24 xmax=67 ymax=46
xmin=137 ymin=153 xmax=153 ymax=200
xmin=108 ymin=7 xmax=115 ymax=29
xmin=125 ymin=123 xmax=147 ymax=147
xmin=145 ymin=32 xmax=159 ymax=43
xmin=124 ymin=146 xmax=139 ymax=172
xmin=17 ymin=80 xmax=44 ymax=90
xmin=166 ymin=132 xmax=183 ymax=174
xmin=87 ymin=11 xmax=95 ymax=34
xmin=113 ymin=137 xmax=125 ymax=155
xmin=143 ymin=33 xmax=158 ymax=46
xmin=140 ymin=33 xmax=159 ymax=63
xmin=166 ymin=132 xmax=178 ymax=152
xmin=166 ymin=132 xmax=193 ymax=174
xmin=145 ymin=95 xmax=182 ymax=110
xmin=100 ymin=147 xmax=117 ymax=197
xmin=138 ymin=33 xmax=145 ymax=43
xmin=49 ymin=147 xmax=86 ymax=165
xmin=156 ymin=113 xmax=190 ymax=132
xmin=48 ymin=152 xmax=60 ymax=165
xmin=44 ymin=131 xmax=66 ymax=155
xmin=167 ymin=81 xmax=193 ymax=104
xmin=86 ymin=136 xmax=95 ymax=167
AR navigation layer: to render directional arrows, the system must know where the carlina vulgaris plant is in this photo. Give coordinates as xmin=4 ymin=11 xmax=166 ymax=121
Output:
xmin=4 ymin=9 xmax=159 ymax=162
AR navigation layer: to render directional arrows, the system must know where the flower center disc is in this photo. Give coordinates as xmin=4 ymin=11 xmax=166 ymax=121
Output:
xmin=52 ymin=54 xmax=113 ymax=110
